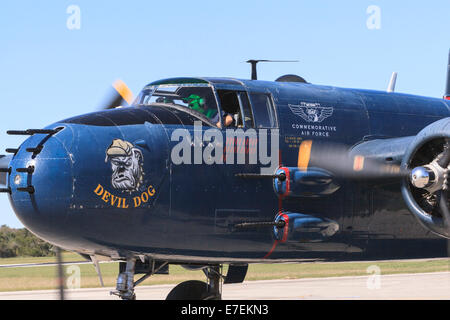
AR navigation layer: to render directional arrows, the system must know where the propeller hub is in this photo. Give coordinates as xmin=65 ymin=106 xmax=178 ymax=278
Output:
xmin=410 ymin=166 xmax=434 ymax=188
xmin=409 ymin=161 xmax=446 ymax=194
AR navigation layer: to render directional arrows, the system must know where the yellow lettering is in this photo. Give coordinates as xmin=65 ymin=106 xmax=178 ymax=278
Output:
xmin=141 ymin=192 xmax=148 ymax=203
xmin=133 ymin=196 xmax=141 ymax=208
xmin=94 ymin=184 xmax=158 ymax=209
xmin=121 ymin=197 xmax=129 ymax=209
xmin=93 ymin=185 xmax=132 ymax=209
xmin=148 ymin=185 xmax=155 ymax=197
xmin=110 ymin=194 xmax=119 ymax=207
xmin=94 ymin=184 xmax=104 ymax=196
xmin=101 ymin=190 xmax=111 ymax=203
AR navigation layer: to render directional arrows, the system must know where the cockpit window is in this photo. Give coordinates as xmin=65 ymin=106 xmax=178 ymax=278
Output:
xmin=134 ymin=85 xmax=219 ymax=126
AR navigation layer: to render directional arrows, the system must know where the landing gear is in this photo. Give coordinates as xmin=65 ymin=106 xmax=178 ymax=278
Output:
xmin=166 ymin=265 xmax=222 ymax=300
xmin=110 ymin=258 xmax=137 ymax=300
xmin=111 ymin=257 xmax=169 ymax=300
xmin=111 ymin=259 xmax=226 ymax=300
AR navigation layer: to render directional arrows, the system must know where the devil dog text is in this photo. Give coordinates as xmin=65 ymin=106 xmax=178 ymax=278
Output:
xmin=93 ymin=184 xmax=156 ymax=208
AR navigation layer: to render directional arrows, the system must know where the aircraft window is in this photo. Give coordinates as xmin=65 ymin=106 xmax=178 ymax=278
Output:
xmin=249 ymin=93 xmax=277 ymax=128
xmin=238 ymin=92 xmax=255 ymax=128
xmin=216 ymin=90 xmax=249 ymax=128
xmin=135 ymin=85 xmax=219 ymax=126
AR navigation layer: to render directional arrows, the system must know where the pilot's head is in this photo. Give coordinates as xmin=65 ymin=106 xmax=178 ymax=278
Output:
xmin=105 ymin=139 xmax=144 ymax=192
xmin=186 ymin=94 xmax=206 ymax=113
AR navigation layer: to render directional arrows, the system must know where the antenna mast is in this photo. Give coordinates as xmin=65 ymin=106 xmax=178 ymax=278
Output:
xmin=246 ymin=60 xmax=298 ymax=80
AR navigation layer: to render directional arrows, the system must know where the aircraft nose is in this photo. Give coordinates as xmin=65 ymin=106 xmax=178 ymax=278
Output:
xmin=8 ymin=127 xmax=74 ymax=244
xmin=6 ymin=118 xmax=170 ymax=252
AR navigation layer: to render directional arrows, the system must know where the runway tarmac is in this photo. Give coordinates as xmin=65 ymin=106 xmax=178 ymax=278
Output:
xmin=1 ymin=271 xmax=450 ymax=300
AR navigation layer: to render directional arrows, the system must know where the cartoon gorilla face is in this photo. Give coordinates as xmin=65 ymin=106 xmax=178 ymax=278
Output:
xmin=108 ymin=148 xmax=144 ymax=192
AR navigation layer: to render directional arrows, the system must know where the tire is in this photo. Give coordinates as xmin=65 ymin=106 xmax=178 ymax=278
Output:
xmin=166 ymin=280 xmax=211 ymax=300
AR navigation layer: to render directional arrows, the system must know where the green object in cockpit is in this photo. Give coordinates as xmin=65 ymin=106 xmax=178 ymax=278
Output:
xmin=185 ymin=94 xmax=217 ymax=119
xmin=185 ymin=94 xmax=205 ymax=112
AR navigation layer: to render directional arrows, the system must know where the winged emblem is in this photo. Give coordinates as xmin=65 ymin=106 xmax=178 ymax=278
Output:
xmin=288 ymin=102 xmax=334 ymax=123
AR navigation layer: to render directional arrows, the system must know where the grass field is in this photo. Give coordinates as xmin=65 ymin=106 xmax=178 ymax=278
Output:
xmin=1 ymin=253 xmax=450 ymax=292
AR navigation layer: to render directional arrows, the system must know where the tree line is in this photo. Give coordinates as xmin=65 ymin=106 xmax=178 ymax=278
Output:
xmin=0 ymin=225 xmax=54 ymax=257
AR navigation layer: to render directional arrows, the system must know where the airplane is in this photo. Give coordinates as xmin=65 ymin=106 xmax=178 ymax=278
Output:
xmin=0 ymin=53 xmax=450 ymax=300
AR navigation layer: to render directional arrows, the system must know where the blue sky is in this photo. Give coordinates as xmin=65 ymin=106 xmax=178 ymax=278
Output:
xmin=0 ymin=0 xmax=449 ymax=228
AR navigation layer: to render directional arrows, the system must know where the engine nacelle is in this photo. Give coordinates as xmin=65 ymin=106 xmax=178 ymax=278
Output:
xmin=401 ymin=117 xmax=450 ymax=238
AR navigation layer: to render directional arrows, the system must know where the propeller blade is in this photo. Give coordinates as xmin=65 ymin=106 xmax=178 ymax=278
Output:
xmin=297 ymin=140 xmax=409 ymax=180
xmin=102 ymin=79 xmax=134 ymax=109
xmin=0 ymin=155 xmax=12 ymax=186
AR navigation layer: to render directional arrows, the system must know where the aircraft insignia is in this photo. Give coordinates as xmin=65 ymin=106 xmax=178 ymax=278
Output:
xmin=288 ymin=102 xmax=334 ymax=123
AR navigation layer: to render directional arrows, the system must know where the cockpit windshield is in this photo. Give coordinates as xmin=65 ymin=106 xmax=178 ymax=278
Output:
xmin=133 ymin=84 xmax=219 ymax=126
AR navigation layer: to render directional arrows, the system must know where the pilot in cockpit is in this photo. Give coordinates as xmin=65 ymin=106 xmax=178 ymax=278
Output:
xmin=214 ymin=91 xmax=240 ymax=128
xmin=214 ymin=110 xmax=235 ymax=128
xmin=185 ymin=94 xmax=216 ymax=117
xmin=185 ymin=94 xmax=228 ymax=127
xmin=185 ymin=93 xmax=238 ymax=129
